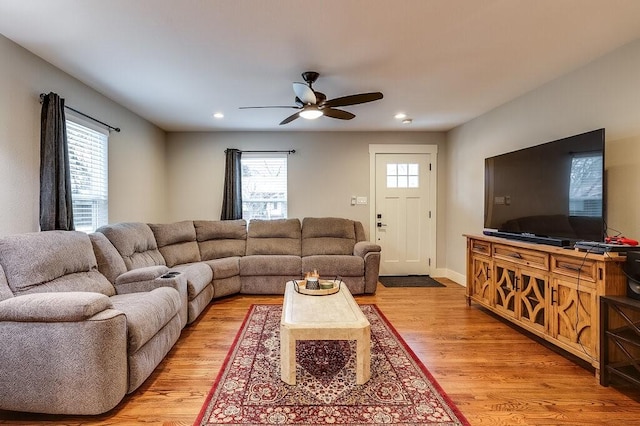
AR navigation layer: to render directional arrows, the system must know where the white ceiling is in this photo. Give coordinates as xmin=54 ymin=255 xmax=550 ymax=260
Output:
xmin=2 ymin=0 xmax=640 ymax=132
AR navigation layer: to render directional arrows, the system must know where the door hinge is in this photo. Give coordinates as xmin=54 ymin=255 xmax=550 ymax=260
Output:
xmin=428 ymin=258 xmax=431 ymax=266
xmin=428 ymin=211 xmax=432 ymax=219
xmin=429 ymin=163 xmax=432 ymax=171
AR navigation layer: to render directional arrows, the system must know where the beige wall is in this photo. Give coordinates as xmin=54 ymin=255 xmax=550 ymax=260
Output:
xmin=10 ymin=26 xmax=639 ymax=282
xmin=0 ymin=35 xmax=167 ymax=236
xmin=445 ymin=38 xmax=640 ymax=283
xmin=165 ymin=131 xmax=448 ymax=266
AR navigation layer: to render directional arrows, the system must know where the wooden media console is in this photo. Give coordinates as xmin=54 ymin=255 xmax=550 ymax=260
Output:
xmin=465 ymin=234 xmax=628 ymax=377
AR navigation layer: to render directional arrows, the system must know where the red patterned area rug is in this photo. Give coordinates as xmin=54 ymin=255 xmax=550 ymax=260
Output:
xmin=194 ymin=304 xmax=469 ymax=425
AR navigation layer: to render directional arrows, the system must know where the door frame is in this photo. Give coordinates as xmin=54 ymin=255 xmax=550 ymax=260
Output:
xmin=369 ymin=144 xmax=438 ymax=275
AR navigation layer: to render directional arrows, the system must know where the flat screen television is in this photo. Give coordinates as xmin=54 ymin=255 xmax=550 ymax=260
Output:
xmin=484 ymin=129 xmax=605 ymax=246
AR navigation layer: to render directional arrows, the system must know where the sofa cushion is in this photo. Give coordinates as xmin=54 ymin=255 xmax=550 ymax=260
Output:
xmin=240 ymin=255 xmax=302 ymax=276
xmin=89 ymin=232 xmax=127 ymax=284
xmin=11 ymin=271 xmax=116 ymax=298
xmin=195 ymin=220 xmax=246 ymax=260
xmin=168 ymin=262 xmax=213 ymax=299
xmin=109 ymin=286 xmax=181 ymax=353
xmin=246 ymin=219 xmax=301 ymax=256
xmin=302 ymin=255 xmax=364 ymax=277
xmin=148 ymin=221 xmax=201 ymax=267
xmin=97 ymin=223 xmax=165 ymax=270
xmin=0 ymin=230 xmax=115 ymax=297
xmin=301 ymin=217 xmax=357 ymax=256
xmin=203 ymin=257 xmax=240 ymax=280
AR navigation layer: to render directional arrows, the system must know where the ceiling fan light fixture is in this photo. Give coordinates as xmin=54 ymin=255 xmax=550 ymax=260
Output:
xmin=240 ymin=72 xmax=382 ymax=125
xmin=299 ymin=108 xmax=323 ymax=120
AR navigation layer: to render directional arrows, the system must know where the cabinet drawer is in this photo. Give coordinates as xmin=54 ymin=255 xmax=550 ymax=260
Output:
xmin=470 ymin=239 xmax=491 ymax=256
xmin=551 ymin=254 xmax=598 ymax=283
xmin=493 ymin=244 xmax=549 ymax=271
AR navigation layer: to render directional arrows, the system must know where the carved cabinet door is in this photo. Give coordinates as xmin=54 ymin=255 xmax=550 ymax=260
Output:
xmin=470 ymin=255 xmax=493 ymax=306
xmin=518 ymin=270 xmax=548 ymax=334
xmin=549 ymin=277 xmax=597 ymax=359
xmin=494 ymin=261 xmax=517 ymax=319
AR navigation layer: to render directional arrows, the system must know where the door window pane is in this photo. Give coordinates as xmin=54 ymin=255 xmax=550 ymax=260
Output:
xmin=386 ymin=163 xmax=419 ymax=189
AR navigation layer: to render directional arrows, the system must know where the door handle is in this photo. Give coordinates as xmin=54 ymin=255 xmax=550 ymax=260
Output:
xmin=377 ymin=222 xmax=387 ymax=227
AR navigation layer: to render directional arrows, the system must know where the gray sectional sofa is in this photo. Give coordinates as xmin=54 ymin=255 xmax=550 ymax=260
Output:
xmin=0 ymin=217 xmax=380 ymax=415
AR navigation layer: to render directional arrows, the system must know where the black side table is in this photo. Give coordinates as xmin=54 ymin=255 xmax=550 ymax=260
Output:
xmin=600 ymin=295 xmax=640 ymax=388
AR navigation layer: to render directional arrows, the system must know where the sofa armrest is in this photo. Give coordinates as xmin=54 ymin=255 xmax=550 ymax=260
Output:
xmin=0 ymin=294 xmax=128 ymax=415
xmin=354 ymin=241 xmax=381 ymax=295
xmin=0 ymin=292 xmax=112 ymax=322
xmin=354 ymin=241 xmax=381 ymax=258
xmin=113 ymin=265 xmax=170 ymax=294
xmin=115 ymin=265 xmax=169 ymax=285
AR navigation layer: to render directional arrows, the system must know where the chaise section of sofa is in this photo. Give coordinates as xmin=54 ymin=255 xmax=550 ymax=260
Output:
xmin=0 ymin=230 xmax=186 ymax=415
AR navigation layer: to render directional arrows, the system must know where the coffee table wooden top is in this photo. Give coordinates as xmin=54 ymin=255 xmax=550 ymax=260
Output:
xmin=281 ymin=281 xmax=369 ymax=329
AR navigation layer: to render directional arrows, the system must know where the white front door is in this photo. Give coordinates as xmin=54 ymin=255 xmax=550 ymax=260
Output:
xmin=374 ymin=153 xmax=432 ymax=275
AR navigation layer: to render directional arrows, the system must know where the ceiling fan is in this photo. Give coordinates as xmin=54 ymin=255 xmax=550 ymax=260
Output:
xmin=239 ymin=71 xmax=383 ymax=125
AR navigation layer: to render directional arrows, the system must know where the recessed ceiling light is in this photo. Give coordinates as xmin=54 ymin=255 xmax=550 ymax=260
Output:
xmin=402 ymin=118 xmax=413 ymax=124
xmin=394 ymin=113 xmax=407 ymax=120
xmin=213 ymin=112 xmax=224 ymax=119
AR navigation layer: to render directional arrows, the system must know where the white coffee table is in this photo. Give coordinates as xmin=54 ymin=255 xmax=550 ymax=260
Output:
xmin=280 ymin=280 xmax=371 ymax=385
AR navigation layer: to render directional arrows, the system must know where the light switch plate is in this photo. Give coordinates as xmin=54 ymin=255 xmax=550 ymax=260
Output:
xmin=356 ymin=196 xmax=368 ymax=205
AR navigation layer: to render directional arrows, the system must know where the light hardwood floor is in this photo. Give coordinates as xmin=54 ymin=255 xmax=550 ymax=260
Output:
xmin=1 ymin=279 xmax=639 ymax=425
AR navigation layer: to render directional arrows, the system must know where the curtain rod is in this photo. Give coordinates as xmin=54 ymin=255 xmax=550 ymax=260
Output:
xmin=39 ymin=93 xmax=121 ymax=133
xmin=225 ymin=149 xmax=296 ymax=154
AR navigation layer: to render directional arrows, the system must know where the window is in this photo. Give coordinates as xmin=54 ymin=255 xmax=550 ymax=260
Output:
xmin=386 ymin=163 xmax=419 ymax=188
xmin=241 ymin=154 xmax=287 ymax=220
xmin=569 ymin=153 xmax=603 ymax=217
xmin=66 ymin=117 xmax=108 ymax=232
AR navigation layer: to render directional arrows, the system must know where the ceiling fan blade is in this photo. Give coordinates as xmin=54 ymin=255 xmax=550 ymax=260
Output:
xmin=279 ymin=112 xmax=300 ymax=125
xmin=322 ymin=108 xmax=355 ymax=120
xmin=323 ymin=92 xmax=383 ymax=108
xmin=293 ymin=82 xmax=316 ymax=104
xmin=239 ymin=106 xmax=299 ymax=109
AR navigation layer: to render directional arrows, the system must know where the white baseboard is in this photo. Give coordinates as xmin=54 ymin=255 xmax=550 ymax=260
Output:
xmin=430 ymin=268 xmax=466 ymax=287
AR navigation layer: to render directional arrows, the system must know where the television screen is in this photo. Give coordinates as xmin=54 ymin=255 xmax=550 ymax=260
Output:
xmin=484 ymin=129 xmax=605 ymax=244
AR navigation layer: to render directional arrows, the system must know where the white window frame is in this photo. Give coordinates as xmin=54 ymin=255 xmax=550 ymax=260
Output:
xmin=241 ymin=153 xmax=288 ymax=221
xmin=66 ymin=114 xmax=109 ymax=232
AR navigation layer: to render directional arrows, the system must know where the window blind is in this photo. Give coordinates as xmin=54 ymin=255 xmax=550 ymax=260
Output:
xmin=66 ymin=119 xmax=108 ymax=232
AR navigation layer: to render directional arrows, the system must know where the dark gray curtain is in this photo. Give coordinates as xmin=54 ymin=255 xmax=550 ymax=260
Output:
xmin=220 ymin=149 xmax=243 ymax=220
xmin=40 ymin=92 xmax=74 ymax=231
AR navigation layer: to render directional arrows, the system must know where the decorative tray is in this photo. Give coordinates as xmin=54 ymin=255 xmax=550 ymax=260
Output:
xmin=293 ymin=279 xmax=342 ymax=296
